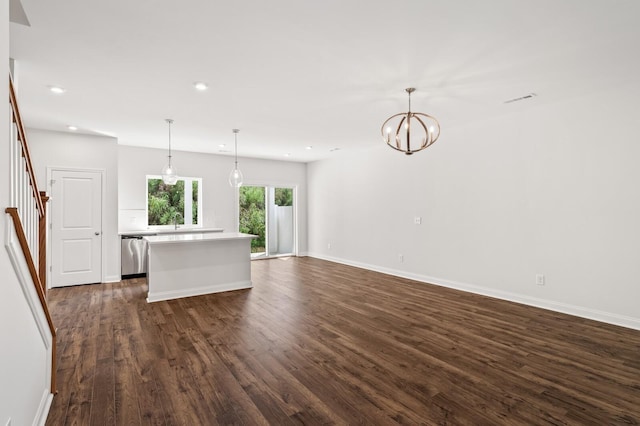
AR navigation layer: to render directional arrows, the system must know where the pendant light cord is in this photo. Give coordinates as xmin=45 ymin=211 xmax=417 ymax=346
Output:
xmin=166 ymin=118 xmax=174 ymax=166
xmin=233 ymin=129 xmax=239 ymax=170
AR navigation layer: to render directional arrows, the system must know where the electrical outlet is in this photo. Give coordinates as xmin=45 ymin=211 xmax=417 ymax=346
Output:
xmin=414 ymin=216 xmax=422 ymax=225
xmin=536 ymin=274 xmax=545 ymax=286
xmin=398 ymin=254 xmax=404 ymax=263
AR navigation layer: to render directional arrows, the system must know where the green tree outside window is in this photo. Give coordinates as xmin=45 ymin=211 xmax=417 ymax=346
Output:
xmin=147 ymin=177 xmax=201 ymax=226
xmin=239 ymin=186 xmax=266 ymax=252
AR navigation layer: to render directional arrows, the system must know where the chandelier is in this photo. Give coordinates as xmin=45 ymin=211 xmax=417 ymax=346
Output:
xmin=161 ymin=118 xmax=178 ymax=185
xmin=381 ymin=88 xmax=440 ymax=155
xmin=228 ymin=129 xmax=244 ymax=187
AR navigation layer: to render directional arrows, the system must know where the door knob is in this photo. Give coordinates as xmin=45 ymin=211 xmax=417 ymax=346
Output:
xmin=95 ymin=232 xmax=101 ymax=235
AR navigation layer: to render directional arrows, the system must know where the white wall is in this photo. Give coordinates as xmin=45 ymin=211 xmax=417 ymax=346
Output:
xmin=118 ymin=145 xmax=308 ymax=254
xmin=2 ymin=1 xmax=53 ymax=424
xmin=308 ymin=85 xmax=640 ymax=330
xmin=28 ymin=129 xmax=120 ymax=283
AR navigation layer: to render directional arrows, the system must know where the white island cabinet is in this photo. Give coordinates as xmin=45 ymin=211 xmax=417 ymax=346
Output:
xmin=144 ymin=232 xmax=256 ymax=303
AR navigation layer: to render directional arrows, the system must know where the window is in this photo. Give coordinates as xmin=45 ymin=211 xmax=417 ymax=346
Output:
xmin=239 ymin=185 xmax=295 ymax=257
xmin=146 ymin=176 xmax=202 ymax=228
xmin=274 ymin=187 xmax=293 ymax=207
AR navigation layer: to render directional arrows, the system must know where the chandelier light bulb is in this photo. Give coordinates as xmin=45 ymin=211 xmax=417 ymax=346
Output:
xmin=161 ymin=163 xmax=178 ymax=185
xmin=229 ymin=168 xmax=244 ymax=187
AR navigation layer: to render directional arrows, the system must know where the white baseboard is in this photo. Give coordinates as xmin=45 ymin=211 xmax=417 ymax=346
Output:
xmin=147 ymin=280 xmax=253 ymax=303
xmin=33 ymin=389 xmax=53 ymax=426
xmin=307 ymin=252 xmax=640 ymax=331
xmin=103 ymin=274 xmax=121 ymax=283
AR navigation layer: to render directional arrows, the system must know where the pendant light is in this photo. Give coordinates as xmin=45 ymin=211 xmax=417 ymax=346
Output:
xmin=161 ymin=118 xmax=178 ymax=185
xmin=382 ymin=88 xmax=440 ymax=155
xmin=229 ymin=128 xmax=243 ymax=187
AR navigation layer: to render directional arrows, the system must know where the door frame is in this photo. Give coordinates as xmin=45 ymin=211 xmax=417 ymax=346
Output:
xmin=46 ymin=166 xmax=107 ymax=289
xmin=237 ymin=181 xmax=298 ymax=258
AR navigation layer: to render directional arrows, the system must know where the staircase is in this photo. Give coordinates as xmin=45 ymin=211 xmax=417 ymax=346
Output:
xmin=5 ymin=76 xmax=56 ymax=395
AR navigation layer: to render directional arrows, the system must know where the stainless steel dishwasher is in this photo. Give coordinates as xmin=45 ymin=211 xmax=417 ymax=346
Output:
xmin=121 ymin=235 xmax=152 ymax=278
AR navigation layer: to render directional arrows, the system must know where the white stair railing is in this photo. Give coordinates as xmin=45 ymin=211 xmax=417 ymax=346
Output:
xmin=8 ymin=77 xmax=45 ymax=282
xmin=10 ymin=120 xmax=40 ymax=267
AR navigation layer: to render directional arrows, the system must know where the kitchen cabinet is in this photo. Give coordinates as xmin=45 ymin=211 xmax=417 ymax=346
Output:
xmin=144 ymin=232 xmax=256 ymax=302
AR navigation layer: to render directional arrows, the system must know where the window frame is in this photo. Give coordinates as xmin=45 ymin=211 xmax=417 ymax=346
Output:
xmin=145 ymin=175 xmax=203 ymax=230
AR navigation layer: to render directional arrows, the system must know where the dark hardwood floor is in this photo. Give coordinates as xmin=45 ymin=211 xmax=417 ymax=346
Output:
xmin=46 ymin=257 xmax=640 ymax=425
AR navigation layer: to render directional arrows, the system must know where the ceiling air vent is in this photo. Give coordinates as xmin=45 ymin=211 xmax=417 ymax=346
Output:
xmin=504 ymin=93 xmax=537 ymax=104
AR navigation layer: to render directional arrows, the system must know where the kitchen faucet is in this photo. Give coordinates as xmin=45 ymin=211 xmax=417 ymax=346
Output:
xmin=173 ymin=212 xmax=182 ymax=230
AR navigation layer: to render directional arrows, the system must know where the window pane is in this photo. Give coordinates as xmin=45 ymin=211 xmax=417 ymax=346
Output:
xmin=274 ymin=187 xmax=293 ymax=206
xmin=147 ymin=179 xmax=185 ymax=225
xmin=192 ymin=180 xmax=199 ymax=225
xmin=239 ymin=186 xmax=266 ymax=252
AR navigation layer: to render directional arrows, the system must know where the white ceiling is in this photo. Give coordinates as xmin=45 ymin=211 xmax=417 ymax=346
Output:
xmin=9 ymin=0 xmax=640 ymax=162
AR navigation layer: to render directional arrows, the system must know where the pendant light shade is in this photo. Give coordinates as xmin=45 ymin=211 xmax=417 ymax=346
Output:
xmin=229 ymin=129 xmax=243 ymax=187
xmin=382 ymin=88 xmax=440 ymax=155
xmin=162 ymin=118 xmax=178 ymax=185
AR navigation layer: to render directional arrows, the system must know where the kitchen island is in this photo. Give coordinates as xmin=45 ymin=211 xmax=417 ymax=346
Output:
xmin=144 ymin=232 xmax=256 ymax=303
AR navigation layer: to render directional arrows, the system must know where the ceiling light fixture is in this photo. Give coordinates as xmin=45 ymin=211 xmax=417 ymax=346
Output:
xmin=49 ymin=86 xmax=66 ymax=94
xmin=194 ymin=82 xmax=208 ymax=91
xmin=161 ymin=119 xmax=178 ymax=185
xmin=382 ymin=88 xmax=440 ymax=155
xmin=67 ymin=125 xmax=78 ymax=131
xmin=228 ymin=129 xmax=243 ymax=187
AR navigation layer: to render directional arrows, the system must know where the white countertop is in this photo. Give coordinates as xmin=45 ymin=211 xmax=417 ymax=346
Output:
xmin=144 ymin=232 xmax=257 ymax=245
xmin=119 ymin=227 xmax=224 ymax=237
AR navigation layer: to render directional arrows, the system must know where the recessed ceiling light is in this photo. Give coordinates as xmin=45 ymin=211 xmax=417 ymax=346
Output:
xmin=194 ymin=82 xmax=208 ymax=91
xmin=218 ymin=143 xmax=226 ymax=148
xmin=306 ymin=146 xmax=313 ymax=150
xmin=49 ymin=86 xmax=66 ymax=94
xmin=67 ymin=125 xmax=78 ymax=131
xmin=284 ymin=153 xmax=291 ymax=157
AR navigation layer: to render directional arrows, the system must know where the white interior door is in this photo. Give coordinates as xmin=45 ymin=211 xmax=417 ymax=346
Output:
xmin=50 ymin=169 xmax=102 ymax=287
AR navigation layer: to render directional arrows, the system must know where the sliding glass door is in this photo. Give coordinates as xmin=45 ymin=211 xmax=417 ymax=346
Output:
xmin=239 ymin=185 xmax=295 ymax=258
